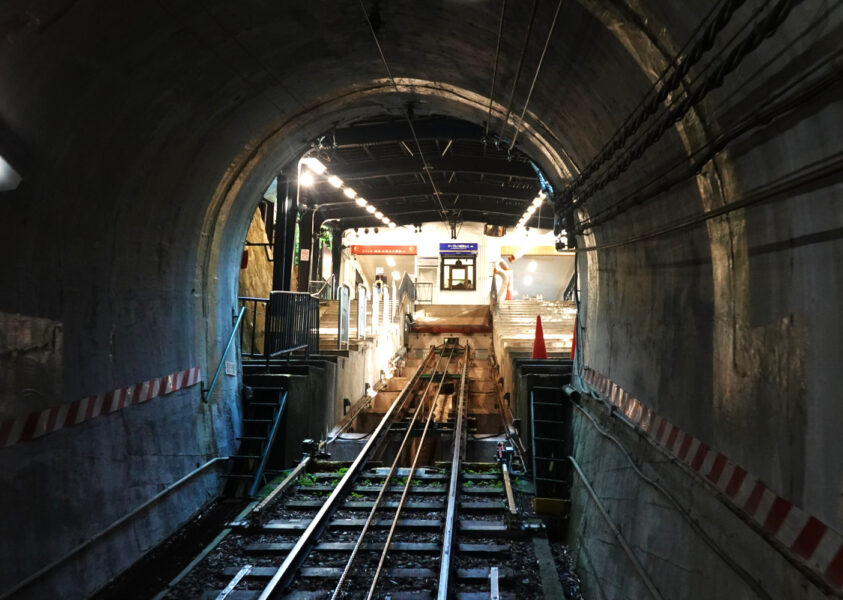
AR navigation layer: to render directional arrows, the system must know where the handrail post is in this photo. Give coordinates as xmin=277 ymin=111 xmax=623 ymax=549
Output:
xmin=202 ymin=306 xmax=246 ymax=403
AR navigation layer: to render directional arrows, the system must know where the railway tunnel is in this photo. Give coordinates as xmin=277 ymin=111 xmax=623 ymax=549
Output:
xmin=0 ymin=1 xmax=841 ymax=598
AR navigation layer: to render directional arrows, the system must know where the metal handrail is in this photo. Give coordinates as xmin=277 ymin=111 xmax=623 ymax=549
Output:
xmin=0 ymin=457 xmax=229 ymax=600
xmin=203 ymin=306 xmax=246 ymax=403
xmin=308 ymin=273 xmax=335 ymax=300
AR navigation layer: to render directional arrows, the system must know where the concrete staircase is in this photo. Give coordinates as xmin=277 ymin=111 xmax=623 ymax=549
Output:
xmin=493 ymin=299 xmax=577 ymax=358
xmin=492 ymin=300 xmax=577 ymax=403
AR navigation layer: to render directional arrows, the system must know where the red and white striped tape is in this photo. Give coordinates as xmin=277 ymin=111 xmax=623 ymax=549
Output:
xmin=579 ymin=366 xmax=843 ymax=591
xmin=0 ymin=367 xmax=201 ymax=449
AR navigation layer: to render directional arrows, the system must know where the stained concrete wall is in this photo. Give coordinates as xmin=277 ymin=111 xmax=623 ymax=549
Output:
xmin=0 ymin=0 xmax=839 ymax=597
xmin=569 ymin=394 xmax=828 ymax=600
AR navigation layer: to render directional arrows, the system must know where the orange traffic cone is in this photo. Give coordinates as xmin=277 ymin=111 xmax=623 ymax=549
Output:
xmin=532 ymin=315 xmax=548 ymax=359
xmin=505 ymin=282 xmax=512 ymax=300
xmin=570 ymin=316 xmax=577 ymax=360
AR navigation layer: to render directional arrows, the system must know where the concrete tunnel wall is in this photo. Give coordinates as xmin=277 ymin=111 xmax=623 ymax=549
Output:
xmin=0 ymin=1 xmax=839 ymax=598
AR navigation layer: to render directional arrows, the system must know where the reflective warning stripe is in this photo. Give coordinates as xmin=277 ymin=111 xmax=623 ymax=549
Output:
xmin=0 ymin=367 xmax=201 ymax=448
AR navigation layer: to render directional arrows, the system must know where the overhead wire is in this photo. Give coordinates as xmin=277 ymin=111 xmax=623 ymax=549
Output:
xmin=358 ymin=0 xmax=450 ymax=224
xmin=496 ymin=0 xmax=540 ymax=145
xmin=484 ymin=0 xmax=507 ymax=140
xmin=573 ymin=5 xmax=840 ymax=234
xmin=576 ymin=52 xmax=843 ymax=234
xmin=554 ymin=0 xmax=807 ymax=229
xmin=509 ymin=0 xmax=564 ymax=150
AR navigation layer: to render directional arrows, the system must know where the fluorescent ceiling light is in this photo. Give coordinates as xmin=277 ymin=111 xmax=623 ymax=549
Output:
xmin=386 ymin=256 xmax=396 ymax=267
xmin=356 ymin=197 xmax=367 ymax=207
xmin=301 ymin=157 xmax=326 ymax=174
xmin=343 ymin=187 xmax=357 ymax=198
xmin=328 ymin=175 xmax=343 ymax=188
xmin=374 ymin=211 xmax=383 ymax=219
xmin=389 ymin=222 xmax=397 ymax=229
xmin=366 ymin=205 xmax=376 ymax=213
xmin=526 ymin=205 xmax=536 ymax=215
xmin=532 ymin=196 xmax=544 ymax=207
xmin=381 ymin=216 xmax=390 ymax=224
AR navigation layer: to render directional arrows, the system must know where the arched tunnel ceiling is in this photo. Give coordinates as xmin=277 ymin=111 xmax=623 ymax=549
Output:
xmin=0 ymin=0 xmax=677 ymax=235
xmin=298 ymin=115 xmax=551 ymax=229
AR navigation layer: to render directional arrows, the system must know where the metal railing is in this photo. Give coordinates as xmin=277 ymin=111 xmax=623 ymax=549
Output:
xmin=308 ymin=274 xmax=336 ymax=300
xmin=356 ymin=285 xmax=367 ymax=340
xmin=239 ymin=297 xmax=269 ymax=357
xmin=415 ymin=282 xmax=433 ymax=303
xmin=337 ymin=284 xmax=351 ymax=350
xmin=264 ymin=291 xmax=320 ymax=366
xmin=203 ymin=306 xmax=246 ymax=403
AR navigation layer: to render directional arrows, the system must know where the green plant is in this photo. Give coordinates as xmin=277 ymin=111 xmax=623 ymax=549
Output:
xmin=463 ymin=480 xmax=475 ymax=487
xmin=297 ymin=473 xmax=318 ymax=487
xmin=350 ymin=491 xmax=363 ymax=499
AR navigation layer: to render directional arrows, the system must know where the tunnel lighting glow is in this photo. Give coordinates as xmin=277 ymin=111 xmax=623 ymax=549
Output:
xmin=375 ymin=211 xmax=384 ymax=219
xmin=381 ymin=216 xmax=390 ymax=225
xmin=299 ymin=171 xmax=314 ymax=186
xmin=526 ymin=205 xmax=536 ymax=215
xmin=386 ymin=256 xmax=396 ymax=267
xmin=391 ymin=271 xmax=401 ymax=281
xmin=366 ymin=205 xmax=376 ymax=213
xmin=532 ymin=196 xmax=544 ymax=207
xmin=355 ymin=196 xmax=367 ymax=207
xmin=0 ymin=155 xmax=22 ymax=191
xmin=328 ymin=175 xmax=343 ymax=188
xmin=343 ymin=187 xmax=357 ymax=199
xmin=524 ymin=275 xmax=533 ymax=286
xmin=389 ymin=222 xmax=397 ymax=229
xmin=528 ymin=260 xmax=537 ymax=272
xmin=301 ymin=157 xmax=327 ymax=174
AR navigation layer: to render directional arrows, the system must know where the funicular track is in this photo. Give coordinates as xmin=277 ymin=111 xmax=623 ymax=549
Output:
xmin=155 ymin=339 xmax=537 ymax=600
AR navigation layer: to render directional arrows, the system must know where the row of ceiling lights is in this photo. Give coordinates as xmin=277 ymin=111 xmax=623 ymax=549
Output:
xmin=515 ymin=191 xmax=547 ymax=230
xmin=300 ymin=157 xmax=398 ymax=229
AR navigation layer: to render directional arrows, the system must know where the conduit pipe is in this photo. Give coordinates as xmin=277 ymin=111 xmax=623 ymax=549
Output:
xmin=0 ymin=457 xmax=229 ymax=600
xmin=568 ymin=455 xmax=666 ymax=600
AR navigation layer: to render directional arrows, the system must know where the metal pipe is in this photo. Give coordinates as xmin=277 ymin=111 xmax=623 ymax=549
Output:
xmin=0 ymin=457 xmax=228 ymax=600
xmin=203 ymin=306 xmax=246 ymax=403
xmin=568 ymin=455 xmax=665 ymax=600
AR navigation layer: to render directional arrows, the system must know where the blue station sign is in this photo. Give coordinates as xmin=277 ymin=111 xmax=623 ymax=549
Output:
xmin=439 ymin=242 xmax=478 ymax=255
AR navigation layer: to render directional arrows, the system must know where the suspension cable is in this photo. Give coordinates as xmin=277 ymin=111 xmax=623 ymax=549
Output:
xmin=554 ymin=0 xmax=752 ymax=209
xmin=554 ymin=0 xmax=806 ymax=227
xmin=509 ymin=0 xmax=564 ymax=150
xmin=358 ymin=0 xmax=449 ymax=223
xmin=484 ymin=0 xmax=507 ymax=139
xmin=496 ymin=0 xmax=539 ymax=144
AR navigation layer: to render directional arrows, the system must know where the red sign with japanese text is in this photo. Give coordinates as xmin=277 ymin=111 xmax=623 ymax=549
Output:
xmin=351 ymin=245 xmax=417 ymax=255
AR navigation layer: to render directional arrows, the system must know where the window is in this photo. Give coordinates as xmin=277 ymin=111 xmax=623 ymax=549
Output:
xmin=440 ymin=256 xmax=476 ymax=291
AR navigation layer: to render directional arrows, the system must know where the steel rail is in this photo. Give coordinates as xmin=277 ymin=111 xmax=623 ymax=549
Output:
xmin=329 ymin=346 xmax=455 ymax=600
xmin=152 ymin=456 xmax=312 ymax=600
xmin=257 ymin=348 xmax=436 ymax=599
xmin=366 ymin=344 xmax=462 ymax=599
xmin=436 ymin=345 xmax=470 ymax=599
